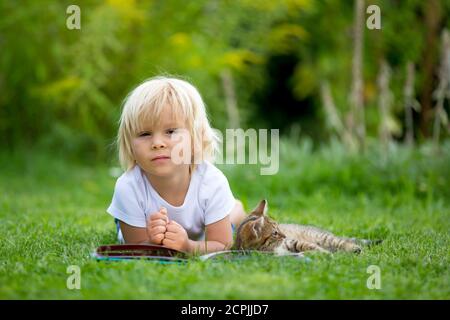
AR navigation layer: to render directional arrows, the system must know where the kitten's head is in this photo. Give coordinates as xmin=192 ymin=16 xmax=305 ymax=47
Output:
xmin=234 ymin=199 xmax=286 ymax=251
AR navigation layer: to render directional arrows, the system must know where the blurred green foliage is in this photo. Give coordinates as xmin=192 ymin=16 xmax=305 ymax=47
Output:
xmin=1 ymin=0 xmax=449 ymax=161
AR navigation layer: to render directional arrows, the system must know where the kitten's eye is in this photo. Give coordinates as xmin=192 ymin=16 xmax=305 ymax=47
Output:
xmin=272 ymin=231 xmax=278 ymax=236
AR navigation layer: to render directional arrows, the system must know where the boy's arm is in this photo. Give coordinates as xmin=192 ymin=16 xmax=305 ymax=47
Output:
xmin=188 ymin=215 xmax=233 ymax=254
xmin=120 ymin=209 xmax=168 ymax=245
xmin=119 ymin=221 xmax=150 ymax=244
xmin=162 ymin=215 xmax=233 ymax=254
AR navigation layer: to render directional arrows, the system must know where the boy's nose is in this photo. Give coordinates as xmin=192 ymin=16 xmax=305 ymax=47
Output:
xmin=151 ymin=141 xmax=166 ymax=149
xmin=151 ymin=134 xmax=166 ymax=149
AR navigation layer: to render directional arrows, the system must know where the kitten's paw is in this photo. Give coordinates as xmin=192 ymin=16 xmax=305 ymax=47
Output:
xmin=344 ymin=243 xmax=362 ymax=253
xmin=352 ymin=245 xmax=362 ymax=254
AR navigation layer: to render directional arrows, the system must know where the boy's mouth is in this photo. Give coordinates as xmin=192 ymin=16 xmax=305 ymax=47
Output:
xmin=152 ymin=155 xmax=171 ymax=161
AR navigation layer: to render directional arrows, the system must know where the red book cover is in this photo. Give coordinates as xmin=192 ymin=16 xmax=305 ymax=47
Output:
xmin=92 ymin=244 xmax=308 ymax=263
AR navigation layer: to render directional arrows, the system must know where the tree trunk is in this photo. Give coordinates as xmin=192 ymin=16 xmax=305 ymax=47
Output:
xmin=220 ymin=69 xmax=240 ymax=129
xmin=349 ymin=0 xmax=365 ymax=149
xmin=377 ymin=60 xmax=392 ymax=148
xmin=321 ymin=81 xmax=356 ymax=149
xmin=419 ymin=0 xmax=442 ymax=138
xmin=403 ymin=62 xmax=416 ymax=146
xmin=433 ymin=30 xmax=450 ymax=148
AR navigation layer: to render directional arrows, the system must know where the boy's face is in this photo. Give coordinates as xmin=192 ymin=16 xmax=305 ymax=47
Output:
xmin=132 ymin=104 xmax=191 ymax=178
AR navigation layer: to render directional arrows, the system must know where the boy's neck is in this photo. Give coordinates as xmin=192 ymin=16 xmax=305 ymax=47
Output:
xmin=145 ymin=166 xmax=191 ymax=207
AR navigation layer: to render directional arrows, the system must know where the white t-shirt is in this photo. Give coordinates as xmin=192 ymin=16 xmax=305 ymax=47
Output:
xmin=106 ymin=160 xmax=236 ymax=243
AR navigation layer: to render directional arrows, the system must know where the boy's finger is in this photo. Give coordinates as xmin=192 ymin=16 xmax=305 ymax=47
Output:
xmin=168 ymin=220 xmax=181 ymax=227
xmin=151 ymin=234 xmax=164 ymax=244
xmin=149 ymin=212 xmax=167 ymax=222
xmin=163 ymin=231 xmax=178 ymax=240
xmin=162 ymin=238 xmax=175 ymax=247
xmin=150 ymin=219 xmax=167 ymax=228
xmin=149 ymin=212 xmax=161 ymax=220
xmin=160 ymin=207 xmax=169 ymax=223
xmin=166 ymin=222 xmax=182 ymax=233
xmin=150 ymin=225 xmax=166 ymax=235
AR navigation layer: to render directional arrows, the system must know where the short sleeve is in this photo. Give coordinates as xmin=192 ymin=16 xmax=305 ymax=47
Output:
xmin=202 ymin=168 xmax=236 ymax=225
xmin=106 ymin=177 xmax=147 ymax=228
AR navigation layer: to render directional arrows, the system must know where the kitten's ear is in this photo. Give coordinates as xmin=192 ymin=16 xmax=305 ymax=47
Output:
xmin=253 ymin=199 xmax=268 ymax=216
xmin=251 ymin=218 xmax=264 ymax=238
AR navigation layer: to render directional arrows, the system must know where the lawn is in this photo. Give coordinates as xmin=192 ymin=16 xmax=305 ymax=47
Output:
xmin=0 ymin=139 xmax=449 ymax=299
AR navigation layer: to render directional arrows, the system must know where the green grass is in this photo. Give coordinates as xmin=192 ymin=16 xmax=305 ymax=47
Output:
xmin=1 ymin=139 xmax=449 ymax=299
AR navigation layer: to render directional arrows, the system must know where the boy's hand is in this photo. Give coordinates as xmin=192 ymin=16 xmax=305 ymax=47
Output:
xmin=147 ymin=207 xmax=169 ymax=245
xmin=162 ymin=220 xmax=190 ymax=252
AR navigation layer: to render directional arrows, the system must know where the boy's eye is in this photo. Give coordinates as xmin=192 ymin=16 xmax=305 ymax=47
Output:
xmin=139 ymin=132 xmax=152 ymax=137
xmin=166 ymin=128 xmax=177 ymax=135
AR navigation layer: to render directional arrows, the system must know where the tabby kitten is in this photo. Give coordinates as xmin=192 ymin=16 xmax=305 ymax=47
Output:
xmin=235 ymin=199 xmax=377 ymax=254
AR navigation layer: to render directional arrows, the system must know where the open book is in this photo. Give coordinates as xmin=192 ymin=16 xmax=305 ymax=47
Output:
xmin=93 ymin=244 xmax=307 ymax=263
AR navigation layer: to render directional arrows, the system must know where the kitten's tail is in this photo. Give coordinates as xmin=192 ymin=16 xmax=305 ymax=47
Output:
xmin=351 ymin=238 xmax=383 ymax=247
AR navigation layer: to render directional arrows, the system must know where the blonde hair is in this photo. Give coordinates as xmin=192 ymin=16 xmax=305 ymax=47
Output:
xmin=117 ymin=76 xmax=219 ymax=172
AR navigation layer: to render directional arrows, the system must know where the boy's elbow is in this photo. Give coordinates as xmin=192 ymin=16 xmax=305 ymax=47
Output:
xmin=222 ymin=239 xmax=233 ymax=251
xmin=212 ymin=239 xmax=232 ymax=251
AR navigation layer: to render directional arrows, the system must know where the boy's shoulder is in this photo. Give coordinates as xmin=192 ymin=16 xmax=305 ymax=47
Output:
xmin=196 ymin=160 xmax=221 ymax=176
xmin=196 ymin=161 xmax=234 ymax=210
xmin=114 ymin=165 xmax=142 ymax=189
xmin=196 ymin=160 xmax=229 ymax=186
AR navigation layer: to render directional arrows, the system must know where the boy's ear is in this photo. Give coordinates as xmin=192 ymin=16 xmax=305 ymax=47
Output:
xmin=253 ymin=199 xmax=268 ymax=216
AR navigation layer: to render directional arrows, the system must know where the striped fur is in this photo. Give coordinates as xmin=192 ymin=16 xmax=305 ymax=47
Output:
xmin=234 ymin=200 xmax=379 ymax=254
